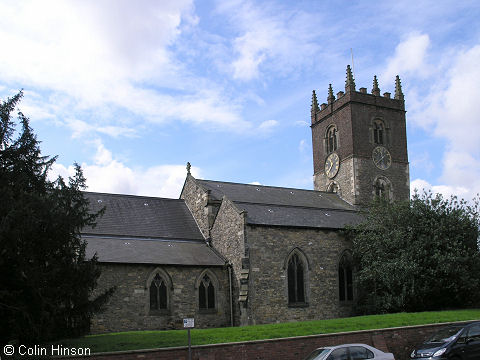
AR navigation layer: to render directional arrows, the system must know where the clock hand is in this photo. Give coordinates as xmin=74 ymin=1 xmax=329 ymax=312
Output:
xmin=375 ymin=154 xmax=386 ymax=164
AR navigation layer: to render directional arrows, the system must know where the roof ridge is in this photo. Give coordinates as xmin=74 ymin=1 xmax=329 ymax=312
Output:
xmin=83 ymin=191 xmax=183 ymax=202
xmin=234 ymin=200 xmax=357 ymax=212
xmin=198 ymin=178 xmax=332 ymax=194
xmin=81 ymin=234 xmax=205 ymax=242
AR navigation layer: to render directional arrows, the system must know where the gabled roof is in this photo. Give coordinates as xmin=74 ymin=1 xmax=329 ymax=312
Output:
xmin=82 ymin=192 xmax=225 ymax=266
xmin=236 ymin=203 xmax=360 ymax=229
xmin=197 ymin=179 xmax=353 ymax=210
xmin=196 ymin=179 xmax=361 ymax=229
xmin=83 ymin=192 xmax=204 ymax=241
xmin=84 ymin=237 xmax=225 ymax=266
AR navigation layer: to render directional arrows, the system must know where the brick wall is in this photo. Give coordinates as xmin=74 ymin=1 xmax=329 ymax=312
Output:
xmin=311 ymin=88 xmax=409 ymax=205
xmin=65 ymin=321 xmax=475 ymax=360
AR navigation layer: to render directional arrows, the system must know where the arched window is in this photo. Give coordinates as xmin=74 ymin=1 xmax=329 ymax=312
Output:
xmin=373 ymin=177 xmax=392 ymax=200
xmin=372 ymin=119 xmax=388 ymax=145
xmin=149 ymin=273 xmax=168 ymax=311
xmin=288 ymin=253 xmax=306 ymax=304
xmin=326 ymin=125 xmax=338 ymax=154
xmin=198 ymin=272 xmax=216 ymax=310
xmin=327 ymin=182 xmax=340 ymax=194
xmin=339 ymin=252 xmax=353 ymax=302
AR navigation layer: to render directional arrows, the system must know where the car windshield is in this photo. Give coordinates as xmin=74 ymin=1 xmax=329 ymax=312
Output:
xmin=304 ymin=348 xmax=331 ymax=360
xmin=427 ymin=327 xmax=463 ymax=343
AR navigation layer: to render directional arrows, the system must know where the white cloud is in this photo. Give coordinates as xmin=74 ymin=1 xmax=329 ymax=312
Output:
xmin=257 ymin=119 xmax=278 ymax=132
xmin=298 ymin=139 xmax=307 ymax=153
xmin=0 ymin=0 xmax=249 ymax=133
xmin=0 ymin=0 xmax=194 ymax=91
xmin=411 ymin=178 xmax=470 ymax=200
xmin=49 ymin=141 xmax=199 ymax=198
xmin=382 ymin=33 xmax=430 ymax=81
xmin=440 ymin=151 xmax=480 ymax=196
xmin=294 ymin=120 xmax=310 ymax=127
xmin=92 ymin=140 xmax=114 ymax=166
xmin=406 ymin=43 xmax=480 ymax=201
xmin=218 ymin=1 xmax=321 ymax=81
xmin=430 ymin=45 xmax=480 ymax=153
xmin=409 ymin=151 xmax=434 ymax=175
xmin=65 ymin=118 xmax=138 ymax=139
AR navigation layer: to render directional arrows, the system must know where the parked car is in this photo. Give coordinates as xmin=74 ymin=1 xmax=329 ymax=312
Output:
xmin=410 ymin=321 xmax=480 ymax=360
xmin=304 ymin=343 xmax=395 ymax=360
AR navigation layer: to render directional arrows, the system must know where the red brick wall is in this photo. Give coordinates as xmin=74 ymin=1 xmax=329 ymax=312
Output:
xmin=65 ymin=321 xmax=475 ymax=360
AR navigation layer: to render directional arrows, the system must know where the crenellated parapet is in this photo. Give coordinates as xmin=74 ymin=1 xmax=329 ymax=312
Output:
xmin=311 ymin=66 xmax=405 ymax=125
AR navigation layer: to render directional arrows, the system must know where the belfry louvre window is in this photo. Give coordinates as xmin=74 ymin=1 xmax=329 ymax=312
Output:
xmin=339 ymin=253 xmax=353 ymax=301
xmin=288 ymin=253 xmax=305 ymax=304
xmin=327 ymin=126 xmax=338 ymax=154
xmin=199 ymin=274 xmax=215 ymax=309
xmin=150 ymin=273 xmax=167 ymax=310
xmin=374 ymin=178 xmax=390 ymax=199
xmin=373 ymin=120 xmax=384 ymax=145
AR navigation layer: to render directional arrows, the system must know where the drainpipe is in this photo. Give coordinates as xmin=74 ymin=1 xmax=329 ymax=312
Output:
xmin=228 ymin=263 xmax=234 ymax=327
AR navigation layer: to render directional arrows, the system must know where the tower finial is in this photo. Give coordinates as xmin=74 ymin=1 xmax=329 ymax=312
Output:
xmin=372 ymin=75 xmax=380 ymax=96
xmin=327 ymin=84 xmax=335 ymax=104
xmin=345 ymin=65 xmax=356 ymax=92
xmin=311 ymin=90 xmax=319 ymax=113
xmin=395 ymin=75 xmax=404 ymax=100
xmin=186 ymin=162 xmax=191 ymax=175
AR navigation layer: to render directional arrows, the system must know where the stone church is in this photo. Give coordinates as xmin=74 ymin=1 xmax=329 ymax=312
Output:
xmin=85 ymin=66 xmax=410 ymax=333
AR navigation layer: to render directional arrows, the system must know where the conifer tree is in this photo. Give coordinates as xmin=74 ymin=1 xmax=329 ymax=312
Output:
xmin=0 ymin=91 xmax=112 ymax=343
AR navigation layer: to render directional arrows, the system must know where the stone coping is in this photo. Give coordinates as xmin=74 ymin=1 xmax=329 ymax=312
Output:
xmin=76 ymin=319 xmax=478 ymax=357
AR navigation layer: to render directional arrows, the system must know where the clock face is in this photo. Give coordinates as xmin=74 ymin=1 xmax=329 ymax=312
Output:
xmin=324 ymin=153 xmax=340 ymax=178
xmin=372 ymin=146 xmax=392 ymax=170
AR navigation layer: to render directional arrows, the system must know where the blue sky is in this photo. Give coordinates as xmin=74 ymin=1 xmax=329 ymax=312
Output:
xmin=1 ymin=0 xmax=480 ymax=200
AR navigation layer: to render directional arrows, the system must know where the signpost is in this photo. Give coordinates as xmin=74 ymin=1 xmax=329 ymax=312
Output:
xmin=183 ymin=318 xmax=194 ymax=360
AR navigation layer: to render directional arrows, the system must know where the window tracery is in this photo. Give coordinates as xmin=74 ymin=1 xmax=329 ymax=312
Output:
xmin=327 ymin=182 xmax=340 ymax=194
xmin=149 ymin=273 xmax=168 ymax=311
xmin=287 ymin=252 xmax=307 ymax=305
xmin=373 ymin=176 xmax=392 ymax=200
xmin=373 ymin=120 xmax=385 ymax=145
xmin=338 ymin=252 xmax=353 ymax=302
xmin=199 ymin=274 xmax=215 ymax=310
xmin=325 ymin=125 xmax=338 ymax=154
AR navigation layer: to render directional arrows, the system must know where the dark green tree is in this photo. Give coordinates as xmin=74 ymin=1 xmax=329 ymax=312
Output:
xmin=0 ymin=91 xmax=112 ymax=344
xmin=346 ymin=191 xmax=480 ymax=315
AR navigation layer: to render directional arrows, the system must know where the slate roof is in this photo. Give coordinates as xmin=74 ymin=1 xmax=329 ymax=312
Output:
xmin=83 ymin=192 xmax=204 ymax=240
xmin=236 ymin=203 xmax=360 ymax=229
xmin=84 ymin=237 xmax=225 ymax=266
xmin=197 ymin=179 xmax=361 ymax=229
xmin=82 ymin=192 xmax=225 ymax=266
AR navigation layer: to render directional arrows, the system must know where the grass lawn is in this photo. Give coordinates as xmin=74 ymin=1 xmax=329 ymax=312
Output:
xmin=58 ymin=309 xmax=480 ymax=353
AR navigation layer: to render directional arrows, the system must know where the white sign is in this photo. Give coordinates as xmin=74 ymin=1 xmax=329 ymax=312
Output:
xmin=183 ymin=318 xmax=195 ymax=328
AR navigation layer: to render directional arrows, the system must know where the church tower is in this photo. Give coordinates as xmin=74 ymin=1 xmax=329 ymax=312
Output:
xmin=311 ymin=66 xmax=410 ymax=206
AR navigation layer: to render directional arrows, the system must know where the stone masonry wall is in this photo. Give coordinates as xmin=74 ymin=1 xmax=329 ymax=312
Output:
xmin=354 ymin=157 xmax=410 ymax=204
xmin=210 ymin=197 xmax=246 ymax=326
xmin=91 ymin=263 xmax=230 ymax=333
xmin=314 ymin=156 xmax=410 ymax=205
xmin=180 ymin=176 xmax=211 ymax=239
xmin=246 ymin=225 xmax=353 ymax=325
xmin=314 ymin=157 xmax=355 ymax=204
